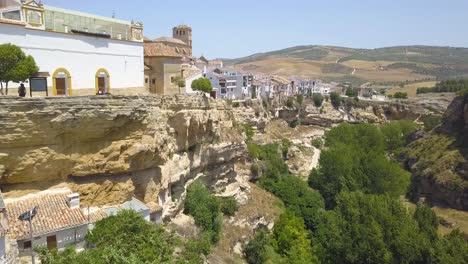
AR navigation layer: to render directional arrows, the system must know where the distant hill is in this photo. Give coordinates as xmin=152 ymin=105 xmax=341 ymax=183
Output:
xmin=225 ymin=45 xmax=468 ymax=86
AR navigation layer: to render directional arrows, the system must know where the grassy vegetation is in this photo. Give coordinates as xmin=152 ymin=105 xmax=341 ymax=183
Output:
xmin=404 ymin=135 xmax=466 ymax=189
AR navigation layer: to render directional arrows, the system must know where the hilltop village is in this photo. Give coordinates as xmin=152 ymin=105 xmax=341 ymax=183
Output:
xmin=0 ymin=0 xmax=367 ymax=101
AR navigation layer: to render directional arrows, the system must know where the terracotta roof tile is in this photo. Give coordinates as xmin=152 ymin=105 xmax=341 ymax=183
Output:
xmin=4 ymin=189 xmax=87 ymax=240
xmin=153 ymin=37 xmax=188 ymax=46
xmin=144 ymin=42 xmax=184 ymax=57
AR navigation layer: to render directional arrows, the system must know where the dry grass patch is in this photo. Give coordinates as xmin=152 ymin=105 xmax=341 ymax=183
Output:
xmin=388 ymin=81 xmax=437 ymax=97
xmin=208 ymin=183 xmax=284 ymax=263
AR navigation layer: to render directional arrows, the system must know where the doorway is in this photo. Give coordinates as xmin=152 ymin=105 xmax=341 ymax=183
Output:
xmin=52 ymin=68 xmax=71 ymax=96
xmin=95 ymin=68 xmax=110 ymax=94
xmin=55 ymin=77 xmax=66 ymax=95
xmin=46 ymin=235 xmax=57 ymax=250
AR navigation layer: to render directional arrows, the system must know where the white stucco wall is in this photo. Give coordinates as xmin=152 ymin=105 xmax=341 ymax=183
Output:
xmin=184 ymin=72 xmax=203 ymax=94
xmin=18 ymin=225 xmax=87 ymax=254
xmin=0 ymin=23 xmax=144 ymax=90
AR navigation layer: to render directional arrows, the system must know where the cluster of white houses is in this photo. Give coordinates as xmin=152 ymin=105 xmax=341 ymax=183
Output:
xmin=0 ymin=188 xmax=165 ymax=262
xmin=0 ymin=0 xmax=342 ymax=100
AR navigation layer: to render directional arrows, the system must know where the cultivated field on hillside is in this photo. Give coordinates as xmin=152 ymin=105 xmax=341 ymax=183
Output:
xmin=388 ymin=81 xmax=438 ymax=97
xmin=226 ymin=45 xmax=468 ymax=86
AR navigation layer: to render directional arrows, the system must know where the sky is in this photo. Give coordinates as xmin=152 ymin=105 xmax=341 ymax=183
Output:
xmin=43 ymin=0 xmax=468 ymax=59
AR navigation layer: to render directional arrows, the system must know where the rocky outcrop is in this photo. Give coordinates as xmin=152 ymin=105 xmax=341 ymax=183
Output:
xmin=0 ymin=95 xmax=258 ymax=214
xmin=402 ymin=94 xmax=468 ymax=210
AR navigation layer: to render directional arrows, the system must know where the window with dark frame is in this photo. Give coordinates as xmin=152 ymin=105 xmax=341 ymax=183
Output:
xmin=24 ymin=240 xmax=32 ymax=249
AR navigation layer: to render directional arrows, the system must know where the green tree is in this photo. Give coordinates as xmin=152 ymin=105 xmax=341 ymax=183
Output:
xmin=314 ymin=192 xmax=432 ymax=264
xmin=330 ymin=92 xmax=342 ymax=108
xmin=432 ymin=229 xmax=468 ymax=264
xmin=0 ymin=44 xmax=38 ymax=95
xmin=345 ymin=88 xmax=357 ymax=97
xmin=184 ymin=181 xmax=222 ymax=244
xmin=244 ymin=229 xmax=271 ymax=264
xmin=272 ymin=212 xmax=318 ymax=264
xmin=312 ymin=93 xmax=324 ymax=107
xmin=380 ymin=120 xmax=418 ymax=153
xmin=174 ymin=76 xmax=186 ymax=94
xmin=414 ymin=205 xmax=439 ymax=242
xmin=191 ymin=77 xmax=213 ymax=93
xmin=309 ymin=124 xmax=410 ymax=208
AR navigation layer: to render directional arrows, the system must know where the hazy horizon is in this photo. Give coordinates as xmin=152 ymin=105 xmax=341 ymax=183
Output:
xmin=43 ymin=0 xmax=468 ymax=59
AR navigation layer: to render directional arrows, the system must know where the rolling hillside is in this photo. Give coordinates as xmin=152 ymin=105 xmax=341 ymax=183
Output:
xmin=225 ymin=45 xmax=468 ymax=86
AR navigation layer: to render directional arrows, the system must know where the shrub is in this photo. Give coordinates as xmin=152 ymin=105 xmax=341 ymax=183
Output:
xmin=286 ymin=97 xmax=295 ymax=108
xmin=311 ymin=138 xmax=323 ymax=149
xmin=220 ymin=196 xmax=238 ymax=216
xmin=184 ymin=181 xmax=222 ymax=244
xmin=392 ymin=92 xmax=408 ymax=99
xmin=345 ymin=88 xmax=357 ymax=97
xmin=312 ymin=93 xmax=324 ymax=107
xmin=296 ymin=94 xmax=304 ymax=106
xmin=244 ymin=229 xmax=271 ymax=264
xmin=422 ymin=115 xmax=442 ymax=131
xmin=244 ymin=124 xmax=254 ymax=142
xmin=330 ymin=92 xmax=342 ymax=108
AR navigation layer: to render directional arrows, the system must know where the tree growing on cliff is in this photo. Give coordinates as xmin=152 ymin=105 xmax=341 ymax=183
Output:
xmin=330 ymin=92 xmax=342 ymax=108
xmin=0 ymin=44 xmax=38 ymax=95
xmin=191 ymin=77 xmax=213 ymax=93
xmin=312 ymin=93 xmax=324 ymax=107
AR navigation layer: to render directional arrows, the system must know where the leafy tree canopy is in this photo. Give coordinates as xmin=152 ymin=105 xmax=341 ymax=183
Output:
xmin=191 ymin=77 xmax=213 ymax=93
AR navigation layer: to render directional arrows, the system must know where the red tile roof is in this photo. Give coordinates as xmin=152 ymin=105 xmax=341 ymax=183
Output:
xmin=144 ymin=42 xmax=184 ymax=57
xmin=5 ymin=189 xmax=87 ymax=240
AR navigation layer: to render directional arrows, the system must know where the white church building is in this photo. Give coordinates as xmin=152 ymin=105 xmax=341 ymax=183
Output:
xmin=0 ymin=0 xmax=145 ymax=96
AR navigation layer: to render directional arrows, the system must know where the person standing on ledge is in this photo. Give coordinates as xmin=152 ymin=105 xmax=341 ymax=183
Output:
xmin=18 ymin=83 xmax=26 ymax=97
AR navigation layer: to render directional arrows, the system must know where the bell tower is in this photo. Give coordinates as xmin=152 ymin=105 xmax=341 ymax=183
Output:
xmin=172 ymin=25 xmax=192 ymax=48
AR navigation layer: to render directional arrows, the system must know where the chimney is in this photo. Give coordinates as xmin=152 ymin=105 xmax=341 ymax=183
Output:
xmin=67 ymin=193 xmax=80 ymax=209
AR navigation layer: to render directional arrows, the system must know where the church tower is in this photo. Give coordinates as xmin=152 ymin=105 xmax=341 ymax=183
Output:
xmin=173 ymin=25 xmax=192 ymax=48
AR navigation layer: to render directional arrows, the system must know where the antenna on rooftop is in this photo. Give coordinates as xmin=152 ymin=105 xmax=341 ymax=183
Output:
xmin=112 ymin=11 xmax=115 ymax=18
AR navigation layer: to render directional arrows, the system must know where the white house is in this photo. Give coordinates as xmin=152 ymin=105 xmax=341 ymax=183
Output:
xmin=183 ymin=67 xmax=204 ymax=95
xmin=0 ymin=0 xmax=145 ymax=96
xmin=4 ymin=189 xmax=88 ymax=256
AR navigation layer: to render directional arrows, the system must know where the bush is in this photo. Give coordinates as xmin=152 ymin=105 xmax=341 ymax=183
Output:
xmin=392 ymin=92 xmax=408 ymax=99
xmin=345 ymin=88 xmax=357 ymax=97
xmin=286 ymin=97 xmax=295 ymax=108
xmin=312 ymin=93 xmax=324 ymax=107
xmin=296 ymin=94 xmax=304 ymax=106
xmin=244 ymin=229 xmax=271 ymax=264
xmin=422 ymin=115 xmax=442 ymax=131
xmin=244 ymin=124 xmax=254 ymax=142
xmin=330 ymin=92 xmax=342 ymax=108
xmin=184 ymin=181 xmax=222 ymax=244
xmin=220 ymin=196 xmax=238 ymax=216
xmin=311 ymin=138 xmax=323 ymax=149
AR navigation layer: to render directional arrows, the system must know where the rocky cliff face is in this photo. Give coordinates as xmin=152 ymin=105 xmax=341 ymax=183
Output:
xmin=402 ymin=94 xmax=468 ymax=210
xmin=0 ymin=95 xmax=269 ymax=218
